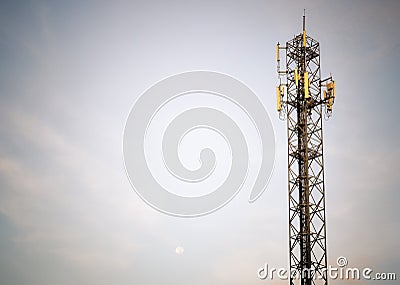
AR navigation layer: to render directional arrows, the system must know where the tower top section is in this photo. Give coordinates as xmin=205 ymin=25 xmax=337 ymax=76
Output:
xmin=275 ymin=12 xmax=336 ymax=120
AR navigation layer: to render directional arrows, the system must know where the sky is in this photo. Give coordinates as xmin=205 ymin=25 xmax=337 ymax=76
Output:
xmin=0 ymin=0 xmax=399 ymax=284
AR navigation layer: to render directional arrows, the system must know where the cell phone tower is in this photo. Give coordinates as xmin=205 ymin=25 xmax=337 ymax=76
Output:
xmin=275 ymin=11 xmax=336 ymax=285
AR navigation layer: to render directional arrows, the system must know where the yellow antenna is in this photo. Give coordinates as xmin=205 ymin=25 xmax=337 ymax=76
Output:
xmin=304 ymin=72 xmax=309 ymax=99
xmin=276 ymin=43 xmax=280 ymax=62
xmin=276 ymin=86 xmax=282 ymax=112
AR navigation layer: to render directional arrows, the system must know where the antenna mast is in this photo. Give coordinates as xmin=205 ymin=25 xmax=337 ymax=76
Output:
xmin=275 ymin=12 xmax=336 ymax=285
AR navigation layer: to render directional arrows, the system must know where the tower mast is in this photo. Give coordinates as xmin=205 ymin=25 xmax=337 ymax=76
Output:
xmin=276 ymin=13 xmax=336 ymax=285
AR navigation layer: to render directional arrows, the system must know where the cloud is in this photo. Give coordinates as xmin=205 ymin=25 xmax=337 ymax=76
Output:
xmin=0 ymin=103 xmax=162 ymax=272
xmin=0 ymin=0 xmax=399 ymax=284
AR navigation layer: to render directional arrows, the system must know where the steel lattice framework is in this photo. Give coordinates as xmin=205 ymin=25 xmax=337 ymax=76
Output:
xmin=276 ymin=14 xmax=336 ymax=285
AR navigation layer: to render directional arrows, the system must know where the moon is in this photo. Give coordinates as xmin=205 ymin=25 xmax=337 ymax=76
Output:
xmin=175 ymin=246 xmax=184 ymax=255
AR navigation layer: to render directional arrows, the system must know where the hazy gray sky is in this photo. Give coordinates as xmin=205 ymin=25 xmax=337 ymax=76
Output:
xmin=0 ymin=1 xmax=399 ymax=284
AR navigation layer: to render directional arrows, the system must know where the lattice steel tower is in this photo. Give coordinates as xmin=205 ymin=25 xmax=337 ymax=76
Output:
xmin=275 ymin=12 xmax=336 ymax=285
